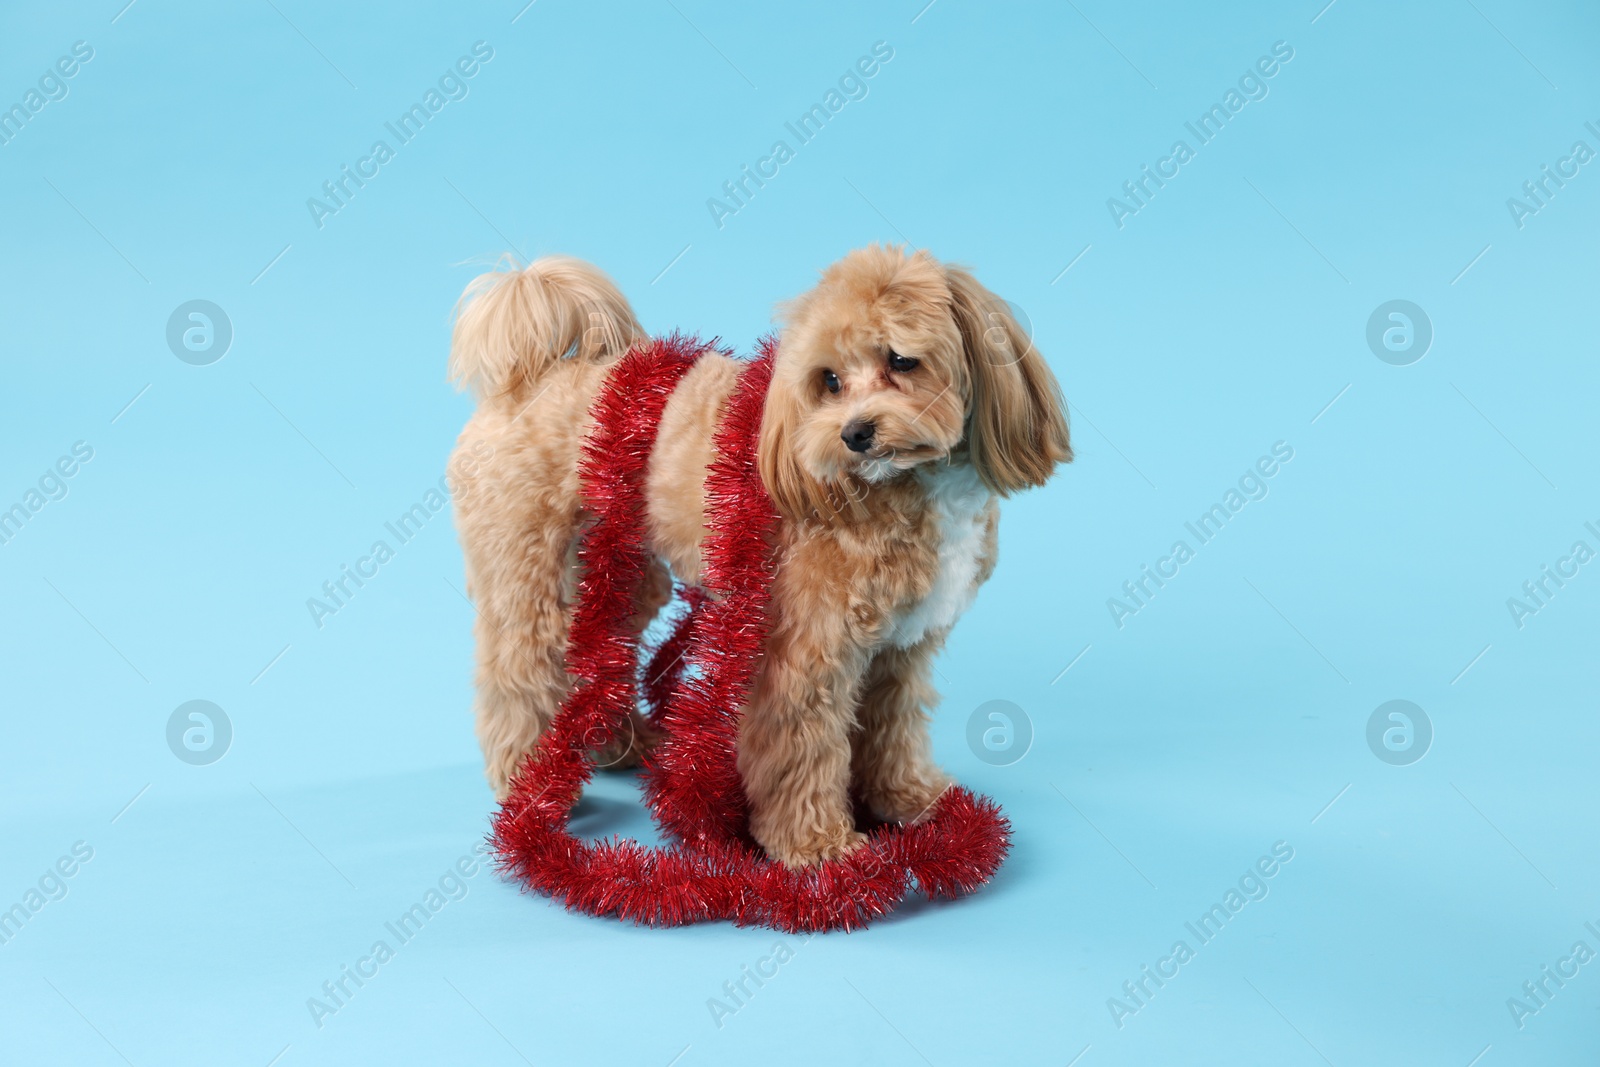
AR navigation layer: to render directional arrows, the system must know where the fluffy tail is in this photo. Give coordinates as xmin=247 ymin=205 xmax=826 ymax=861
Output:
xmin=449 ymin=256 xmax=646 ymax=401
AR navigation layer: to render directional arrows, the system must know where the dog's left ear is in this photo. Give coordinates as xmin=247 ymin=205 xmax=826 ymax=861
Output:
xmin=945 ymin=266 xmax=1072 ymax=494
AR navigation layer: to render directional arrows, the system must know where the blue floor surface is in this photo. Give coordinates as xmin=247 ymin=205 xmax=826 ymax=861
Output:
xmin=2 ymin=1 xmax=1597 ymax=1064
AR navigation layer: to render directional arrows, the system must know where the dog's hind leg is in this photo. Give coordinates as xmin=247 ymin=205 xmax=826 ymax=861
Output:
xmin=469 ymin=511 xmax=671 ymax=794
xmin=449 ymin=255 xmax=650 ymax=798
xmin=592 ymin=556 xmax=672 ymax=770
xmin=466 ymin=514 xmax=584 ymax=801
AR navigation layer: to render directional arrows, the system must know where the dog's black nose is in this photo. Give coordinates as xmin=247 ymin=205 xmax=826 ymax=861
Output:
xmin=841 ymin=420 xmax=876 ymax=453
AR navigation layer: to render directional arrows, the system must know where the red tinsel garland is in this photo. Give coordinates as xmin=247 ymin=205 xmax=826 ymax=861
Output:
xmin=490 ymin=335 xmax=1011 ymax=932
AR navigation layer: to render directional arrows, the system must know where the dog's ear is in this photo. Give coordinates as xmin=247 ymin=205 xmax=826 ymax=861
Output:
xmin=758 ymin=372 xmax=836 ymax=525
xmin=945 ymin=266 xmax=1072 ymax=494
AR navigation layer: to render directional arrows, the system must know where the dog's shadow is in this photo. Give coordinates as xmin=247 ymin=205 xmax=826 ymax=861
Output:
xmin=567 ymin=778 xmax=665 ymax=845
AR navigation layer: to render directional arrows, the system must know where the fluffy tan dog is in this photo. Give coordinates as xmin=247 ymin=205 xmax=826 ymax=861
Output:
xmin=449 ymin=245 xmax=1070 ymax=868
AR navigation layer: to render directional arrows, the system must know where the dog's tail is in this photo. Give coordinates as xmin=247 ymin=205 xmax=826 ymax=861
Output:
xmin=449 ymin=256 xmax=646 ymax=401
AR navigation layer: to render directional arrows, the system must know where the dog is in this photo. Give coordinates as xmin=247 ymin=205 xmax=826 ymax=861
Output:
xmin=448 ymin=245 xmax=1070 ymax=868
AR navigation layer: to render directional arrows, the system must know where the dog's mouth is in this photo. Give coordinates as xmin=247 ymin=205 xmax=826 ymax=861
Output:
xmin=853 ymin=454 xmax=899 ymax=483
xmin=845 ymin=442 xmax=944 ymax=483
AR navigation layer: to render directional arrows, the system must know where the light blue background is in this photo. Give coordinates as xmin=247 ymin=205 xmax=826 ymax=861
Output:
xmin=2 ymin=1 xmax=1596 ymax=1064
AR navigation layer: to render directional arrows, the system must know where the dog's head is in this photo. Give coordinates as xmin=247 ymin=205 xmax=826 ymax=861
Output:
xmin=758 ymin=245 xmax=1071 ymax=521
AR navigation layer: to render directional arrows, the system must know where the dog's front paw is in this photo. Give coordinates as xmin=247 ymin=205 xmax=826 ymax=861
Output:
xmin=764 ymin=821 xmax=869 ymax=869
xmin=864 ymin=775 xmax=952 ymax=827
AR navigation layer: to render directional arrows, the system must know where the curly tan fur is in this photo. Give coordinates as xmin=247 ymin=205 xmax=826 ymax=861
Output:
xmin=450 ymin=246 xmax=1069 ymax=867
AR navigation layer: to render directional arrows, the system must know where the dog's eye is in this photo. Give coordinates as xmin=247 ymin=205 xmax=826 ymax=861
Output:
xmin=822 ymin=370 xmax=841 ymax=393
xmin=888 ymin=352 xmax=919 ymax=372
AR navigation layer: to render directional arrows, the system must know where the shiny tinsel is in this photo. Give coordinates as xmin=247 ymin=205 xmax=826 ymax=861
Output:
xmin=491 ymin=336 xmax=1010 ymax=932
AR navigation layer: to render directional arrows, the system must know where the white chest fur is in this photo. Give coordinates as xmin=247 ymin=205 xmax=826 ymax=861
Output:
xmin=888 ymin=465 xmax=994 ymax=649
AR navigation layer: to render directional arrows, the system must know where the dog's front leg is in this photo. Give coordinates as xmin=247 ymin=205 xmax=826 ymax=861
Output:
xmin=852 ymin=635 xmax=953 ymax=825
xmin=738 ymin=611 xmax=874 ymax=869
